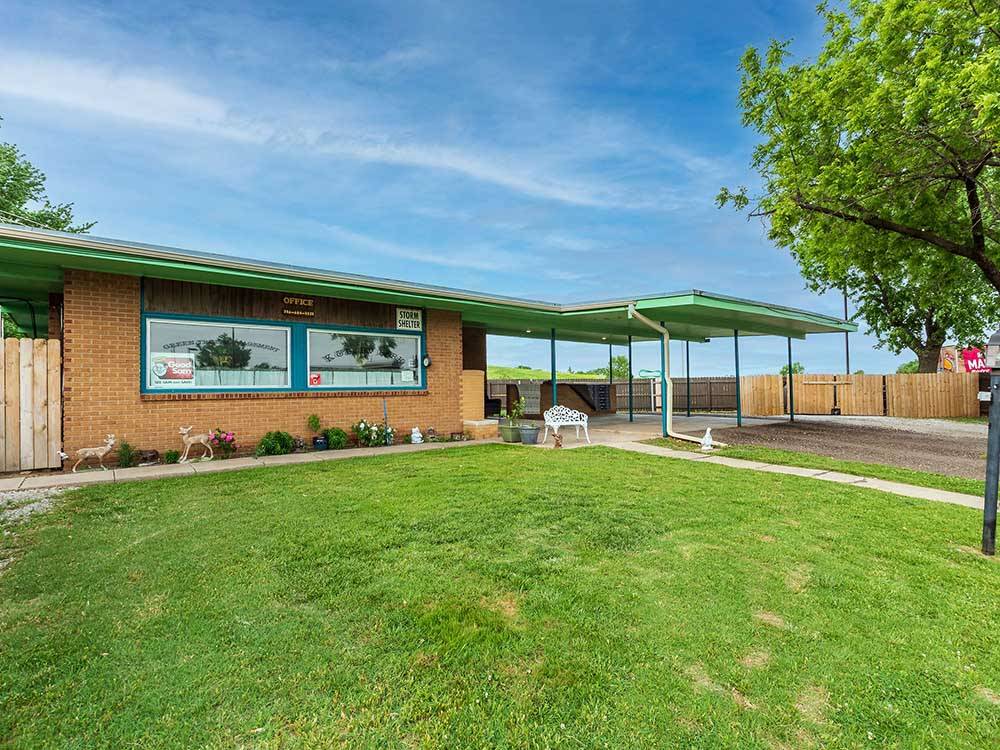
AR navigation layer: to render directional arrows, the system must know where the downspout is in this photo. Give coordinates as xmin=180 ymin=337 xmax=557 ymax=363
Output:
xmin=628 ymin=304 xmax=727 ymax=447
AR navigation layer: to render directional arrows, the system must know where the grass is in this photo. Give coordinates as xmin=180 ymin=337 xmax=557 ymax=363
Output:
xmin=945 ymin=415 xmax=989 ymax=424
xmin=487 ymin=364 xmax=607 ymax=380
xmin=647 ymin=437 xmax=986 ymax=497
xmin=2 ymin=445 xmax=998 ymax=748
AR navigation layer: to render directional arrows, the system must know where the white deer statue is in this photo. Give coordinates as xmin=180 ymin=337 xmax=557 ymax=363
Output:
xmin=72 ymin=434 xmax=116 ymax=472
xmin=179 ymin=426 xmax=214 ymax=462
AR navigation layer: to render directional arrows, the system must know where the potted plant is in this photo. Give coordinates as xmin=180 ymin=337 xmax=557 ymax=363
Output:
xmin=308 ymin=413 xmax=328 ymax=450
xmin=499 ymin=396 xmax=524 ymax=443
xmin=519 ymin=420 xmax=540 ymax=445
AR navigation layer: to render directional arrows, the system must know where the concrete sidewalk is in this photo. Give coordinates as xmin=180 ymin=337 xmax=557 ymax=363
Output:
xmin=595 ymin=440 xmax=983 ymax=510
xmin=0 ymin=438 xmax=499 ymax=493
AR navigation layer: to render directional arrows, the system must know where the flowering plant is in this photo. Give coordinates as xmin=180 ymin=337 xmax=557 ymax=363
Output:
xmin=352 ymin=419 xmax=395 ymax=447
xmin=210 ymin=428 xmax=238 ymax=459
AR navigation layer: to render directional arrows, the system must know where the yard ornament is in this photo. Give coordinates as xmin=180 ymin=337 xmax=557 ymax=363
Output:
xmin=411 ymin=427 xmax=423 ymax=444
xmin=72 ymin=434 xmax=116 ymax=472
xmin=700 ymin=428 xmax=714 ymax=452
xmin=178 ymin=426 xmax=214 ymax=462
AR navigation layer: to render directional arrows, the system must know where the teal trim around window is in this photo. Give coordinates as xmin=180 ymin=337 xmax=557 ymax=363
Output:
xmin=139 ymin=310 xmax=429 ymax=394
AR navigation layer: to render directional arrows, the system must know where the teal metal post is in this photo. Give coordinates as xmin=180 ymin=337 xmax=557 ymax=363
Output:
xmin=550 ymin=328 xmax=557 ymax=407
xmin=627 ymin=335 xmax=634 ymax=422
xmin=608 ymin=344 xmax=613 ymax=385
xmin=734 ymin=329 xmax=742 ymax=427
xmin=660 ymin=321 xmax=668 ymax=438
xmin=787 ymin=337 xmax=795 ymax=422
xmin=685 ymin=340 xmax=691 ymax=417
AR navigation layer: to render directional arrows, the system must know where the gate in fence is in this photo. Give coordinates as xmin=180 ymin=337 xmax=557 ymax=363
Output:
xmin=1 ymin=338 xmax=63 ymax=472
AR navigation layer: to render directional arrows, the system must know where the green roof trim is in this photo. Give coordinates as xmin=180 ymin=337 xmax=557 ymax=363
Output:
xmin=0 ymin=224 xmax=855 ymax=344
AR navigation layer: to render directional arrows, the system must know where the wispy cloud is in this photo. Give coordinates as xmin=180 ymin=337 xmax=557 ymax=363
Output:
xmin=0 ymin=50 xmax=696 ymax=211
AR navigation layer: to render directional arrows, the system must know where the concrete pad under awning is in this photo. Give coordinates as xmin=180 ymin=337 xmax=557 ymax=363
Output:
xmin=581 ymin=413 xmax=787 ymax=444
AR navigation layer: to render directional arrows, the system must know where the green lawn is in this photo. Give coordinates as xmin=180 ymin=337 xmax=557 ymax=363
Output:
xmin=2 ymin=445 xmax=998 ymax=748
xmin=647 ymin=438 xmax=986 ymax=497
xmin=487 ymin=364 xmax=607 ymax=380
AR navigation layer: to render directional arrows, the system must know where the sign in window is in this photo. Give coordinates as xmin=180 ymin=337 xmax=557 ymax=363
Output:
xmin=308 ymin=329 xmax=421 ymax=388
xmin=146 ymin=318 xmax=290 ymax=390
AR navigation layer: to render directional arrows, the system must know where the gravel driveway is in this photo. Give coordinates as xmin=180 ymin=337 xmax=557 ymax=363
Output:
xmin=714 ymin=419 xmax=986 ymax=479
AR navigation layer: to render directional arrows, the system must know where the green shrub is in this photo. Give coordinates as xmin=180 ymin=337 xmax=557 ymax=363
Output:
xmin=163 ymin=449 xmax=180 ymax=464
xmin=307 ymin=414 xmax=322 ymax=434
xmin=116 ymin=440 xmax=137 ymax=469
xmin=324 ymin=427 xmax=349 ymax=450
xmin=255 ymin=431 xmax=295 ymax=456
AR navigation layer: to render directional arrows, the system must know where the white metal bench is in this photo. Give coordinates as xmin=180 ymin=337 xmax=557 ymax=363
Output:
xmin=542 ymin=405 xmax=591 ymax=445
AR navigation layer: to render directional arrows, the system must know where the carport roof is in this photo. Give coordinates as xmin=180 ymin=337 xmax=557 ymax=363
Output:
xmin=0 ymin=223 xmax=855 ymax=343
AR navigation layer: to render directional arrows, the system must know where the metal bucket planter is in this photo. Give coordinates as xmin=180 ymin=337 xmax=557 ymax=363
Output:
xmin=519 ymin=425 xmax=540 ymax=445
xmin=499 ymin=424 xmax=522 ymax=443
xmin=312 ymin=435 xmax=329 ymax=450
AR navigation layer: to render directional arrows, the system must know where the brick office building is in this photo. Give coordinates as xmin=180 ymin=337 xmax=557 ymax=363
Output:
xmin=0 ymin=224 xmax=852 ymax=472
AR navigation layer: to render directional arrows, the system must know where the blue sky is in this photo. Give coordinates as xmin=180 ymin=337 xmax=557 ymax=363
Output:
xmin=0 ymin=0 xmax=909 ymax=375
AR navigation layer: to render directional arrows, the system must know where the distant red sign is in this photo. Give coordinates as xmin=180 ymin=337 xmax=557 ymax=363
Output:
xmin=309 ymin=372 xmax=322 ymax=386
xmin=962 ymin=347 xmax=988 ymax=373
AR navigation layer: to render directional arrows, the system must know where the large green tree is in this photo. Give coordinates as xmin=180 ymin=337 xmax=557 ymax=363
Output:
xmin=718 ymin=0 xmax=1000 ymax=370
xmin=0 ymin=118 xmax=93 ymax=232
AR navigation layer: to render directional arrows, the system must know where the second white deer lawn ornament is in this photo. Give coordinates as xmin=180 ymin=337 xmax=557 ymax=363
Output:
xmin=178 ymin=426 xmax=214 ymax=462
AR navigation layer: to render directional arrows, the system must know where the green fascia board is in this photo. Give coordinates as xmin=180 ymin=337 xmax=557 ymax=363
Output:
xmin=0 ymin=226 xmax=854 ymax=342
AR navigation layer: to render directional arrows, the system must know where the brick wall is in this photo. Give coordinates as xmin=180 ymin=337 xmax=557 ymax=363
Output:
xmin=62 ymin=270 xmax=465 ymax=457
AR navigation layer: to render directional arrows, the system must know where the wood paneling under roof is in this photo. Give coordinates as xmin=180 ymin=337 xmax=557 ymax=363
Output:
xmin=142 ymin=278 xmax=395 ymax=328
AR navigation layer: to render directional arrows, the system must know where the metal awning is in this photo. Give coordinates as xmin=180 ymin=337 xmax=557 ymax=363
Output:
xmin=0 ymin=223 xmax=855 ymax=342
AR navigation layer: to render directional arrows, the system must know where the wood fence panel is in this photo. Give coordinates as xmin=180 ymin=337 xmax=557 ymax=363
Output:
xmin=837 ymin=374 xmax=885 ymax=416
xmin=740 ymin=375 xmax=783 ymax=416
xmin=0 ymin=339 xmax=4 ymax=473
xmin=18 ymin=339 xmax=32 ymax=470
xmin=792 ymin=374 xmax=835 ymax=414
xmin=32 ymin=340 xmax=48 ymax=465
xmin=886 ymin=372 xmax=978 ymax=418
xmin=47 ymin=341 xmax=61 ymax=468
xmin=0 ymin=337 xmax=63 ymax=472
xmin=4 ymin=341 xmax=18 ymax=470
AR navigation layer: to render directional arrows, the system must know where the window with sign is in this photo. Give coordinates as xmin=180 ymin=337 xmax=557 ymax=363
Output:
xmin=145 ymin=318 xmax=290 ymax=390
xmin=307 ymin=329 xmax=421 ymax=388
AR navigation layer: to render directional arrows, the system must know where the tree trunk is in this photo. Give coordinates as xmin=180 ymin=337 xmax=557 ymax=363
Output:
xmin=913 ymin=344 xmax=942 ymax=373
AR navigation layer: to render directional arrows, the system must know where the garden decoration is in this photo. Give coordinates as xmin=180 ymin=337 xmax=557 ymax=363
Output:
xmin=552 ymin=433 xmax=563 ymax=449
xmin=178 ymin=426 xmax=214 ymax=462
xmin=541 ymin=405 xmax=590 ymax=445
xmin=71 ymin=434 xmax=116 ymax=472
xmin=307 ymin=414 xmax=327 ymax=450
xmin=411 ymin=427 xmax=423 ymax=444
xmin=499 ymin=396 xmax=525 ymax=443
xmin=700 ymin=428 xmax=714 ymax=452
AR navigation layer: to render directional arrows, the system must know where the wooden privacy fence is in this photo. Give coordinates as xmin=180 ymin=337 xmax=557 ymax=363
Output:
xmin=743 ymin=372 xmax=979 ymax=418
xmin=486 ymin=372 xmax=978 ymax=419
xmin=1 ymin=338 xmax=62 ymax=472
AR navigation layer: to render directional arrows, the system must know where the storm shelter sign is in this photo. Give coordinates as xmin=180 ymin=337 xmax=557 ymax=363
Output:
xmin=396 ymin=308 xmax=423 ymax=331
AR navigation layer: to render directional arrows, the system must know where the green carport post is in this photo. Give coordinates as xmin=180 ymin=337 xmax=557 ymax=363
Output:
xmin=734 ymin=329 xmax=742 ymax=427
xmin=627 ymin=335 xmax=634 ymax=422
xmin=685 ymin=340 xmax=691 ymax=418
xmin=660 ymin=321 xmax=668 ymax=438
xmin=550 ymin=328 xmax=557 ymax=407
xmin=787 ymin=337 xmax=795 ymax=423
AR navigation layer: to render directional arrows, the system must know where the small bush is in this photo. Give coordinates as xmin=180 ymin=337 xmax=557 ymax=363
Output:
xmin=324 ymin=427 xmax=349 ymax=450
xmin=210 ymin=428 xmax=238 ymax=459
xmin=117 ymin=440 xmax=137 ymax=469
xmin=307 ymin=413 xmax=322 ymax=434
xmin=256 ymin=430 xmax=295 ymax=456
xmin=352 ymin=419 xmax=395 ymax=448
xmin=163 ymin=449 xmax=180 ymax=464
